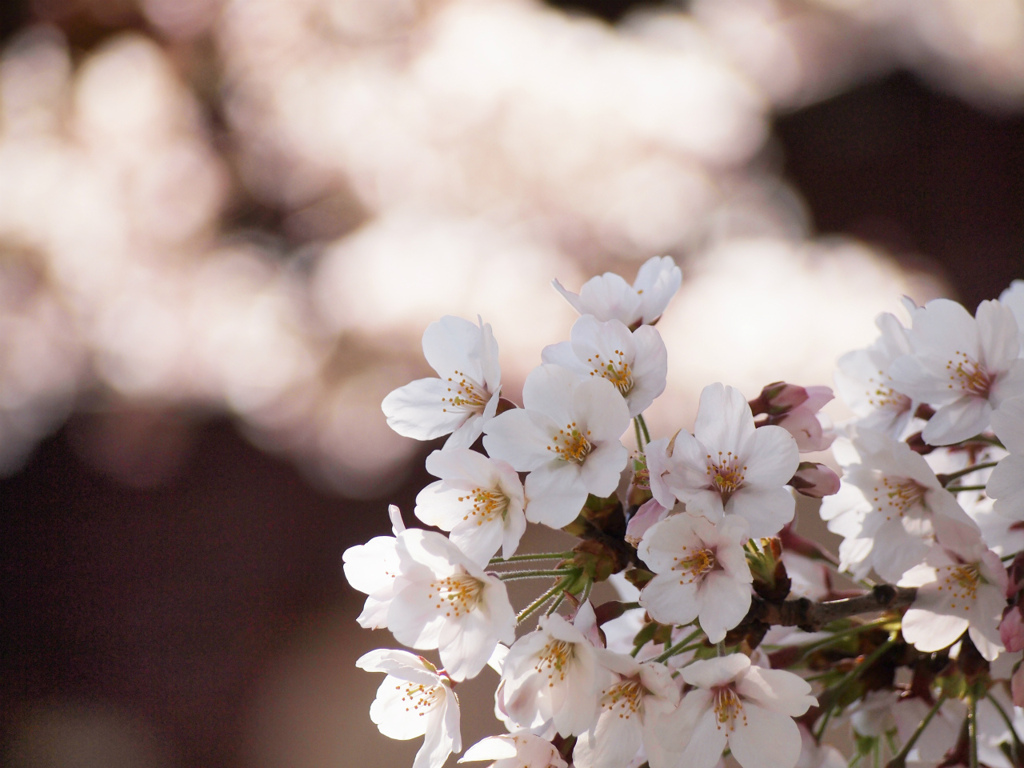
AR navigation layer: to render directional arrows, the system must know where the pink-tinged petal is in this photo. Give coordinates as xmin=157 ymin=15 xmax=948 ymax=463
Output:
xmin=383 ymin=378 xmax=476 ymax=440
xmin=639 ymin=575 xmax=700 ymax=626
xmin=992 ymin=396 xmax=1024 ymax=454
xmin=576 ymin=272 xmax=642 ymax=324
xmin=483 ymin=409 xmax=558 ymax=471
xmin=694 ymin=383 xmax=756 ymax=454
xmin=921 ymin=396 xmax=992 ymax=445
xmin=910 ymin=299 xmax=979 ymax=359
xmin=735 ymin=667 xmax=815 ymax=716
xmin=698 ymin=573 xmax=751 ymax=642
xmin=421 ymin=316 xmax=490 ymax=383
xmin=459 ymin=735 xmax=517 ymax=762
xmin=573 ymin=376 xmax=631 ymax=440
xmin=990 ymin=455 xmax=1024 ymax=519
xmin=577 ymin=443 xmax=629 ymax=498
xmin=634 ymin=255 xmax=683 ymax=323
xmin=540 ymin=339 xmax=576 ymax=369
xmin=741 ymin=425 xmax=799 ymax=486
xmin=727 ymin=485 xmax=795 ymax=538
xmin=901 ymin=605 xmax=968 ymax=653
xmin=572 ymin=703 xmax=643 ymax=768
xmin=523 ymin=470 xmax=588 ymax=528
xmin=356 ymin=648 xmax=440 ymax=681
xmin=976 ymin=299 xmax=1021 ymax=372
xmin=522 ymin=364 xmax=579 ymax=425
xmin=627 ymin=325 xmax=669 ymax=414
xmin=730 ymin=702 xmax=802 ymax=768
xmin=418 ymin=706 xmax=460 ymax=768
xmin=677 ymin=702 xmax=729 ymax=768
xmin=681 ymin=654 xmax=749 ymax=688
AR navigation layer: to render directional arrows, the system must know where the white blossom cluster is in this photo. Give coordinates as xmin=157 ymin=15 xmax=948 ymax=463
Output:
xmin=346 ymin=256 xmax=1024 ymax=768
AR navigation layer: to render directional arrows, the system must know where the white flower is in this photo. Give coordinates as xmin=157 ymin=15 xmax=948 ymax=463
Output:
xmin=497 ymin=604 xmax=615 ymax=737
xmin=541 ymin=315 xmax=668 ymax=417
xmin=552 ymin=255 xmax=682 ymax=329
xmin=834 ymin=310 xmax=918 ymax=438
xmin=459 ymin=733 xmax=566 ymax=768
xmin=356 ymin=649 xmax=461 ymax=768
xmin=637 ymin=511 xmax=752 ymax=643
xmin=572 ymin=655 xmax=681 ymax=768
xmin=988 ymin=395 xmax=1024 ymax=521
xmin=899 ymin=537 xmax=1008 ymax=661
xmin=647 ymin=383 xmax=800 ymax=537
xmin=343 ymin=504 xmax=407 ymax=629
xmin=382 ymin=315 xmax=502 ymax=450
xmin=483 ymin=364 xmax=630 ymax=529
xmin=888 ymin=298 xmax=1024 ymax=445
xmin=660 ymin=654 xmax=816 ymax=768
xmin=819 ymin=429 xmax=981 ymax=582
xmin=389 ymin=528 xmax=517 ymax=681
xmin=415 ymin=448 xmax=527 ymax=567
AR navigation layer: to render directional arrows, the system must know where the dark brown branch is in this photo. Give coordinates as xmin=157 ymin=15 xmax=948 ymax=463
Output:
xmin=749 ymin=584 xmax=918 ymax=632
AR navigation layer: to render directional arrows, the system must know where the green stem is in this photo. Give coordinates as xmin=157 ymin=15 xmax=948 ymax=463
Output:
xmin=985 ymin=690 xmax=1024 ymax=762
xmin=941 ymin=461 xmax=999 ymax=486
xmin=968 ymin=687 xmax=979 ymax=768
xmin=517 ymin=575 xmax=573 ymax=624
xmin=886 ymin=692 xmax=948 ymax=767
xmin=783 ymin=617 xmax=893 ymax=662
xmin=489 ymin=551 xmax=574 ymax=565
xmin=498 ymin=568 xmax=575 ymax=581
xmin=946 ymin=485 xmax=987 ymax=493
xmin=653 ymin=627 xmax=704 ymax=663
xmin=636 ymin=414 xmax=651 ymax=445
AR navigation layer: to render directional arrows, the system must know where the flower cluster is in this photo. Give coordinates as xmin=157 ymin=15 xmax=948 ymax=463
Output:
xmin=348 ymin=258 xmax=1024 ymax=768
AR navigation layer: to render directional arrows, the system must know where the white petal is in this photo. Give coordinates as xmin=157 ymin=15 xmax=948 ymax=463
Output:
xmin=729 ymin=701 xmax=802 ymax=768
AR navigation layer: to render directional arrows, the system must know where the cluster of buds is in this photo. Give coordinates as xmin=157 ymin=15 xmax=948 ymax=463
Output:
xmin=346 ymin=257 xmax=1024 ymax=768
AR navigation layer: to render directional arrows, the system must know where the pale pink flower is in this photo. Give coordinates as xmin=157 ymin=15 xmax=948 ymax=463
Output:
xmin=459 ymin=733 xmax=566 ymax=768
xmin=389 ymin=528 xmax=517 ymax=681
xmin=820 ymin=429 xmax=981 ymax=582
xmin=382 ymin=315 xmax=502 ymax=450
xmin=356 ymin=649 xmax=461 ymax=768
xmin=647 ymin=383 xmax=800 ymax=537
xmin=899 ymin=538 xmax=1008 ymax=661
xmin=552 ymin=256 xmax=682 ymax=329
xmin=343 ymin=504 xmax=407 ymax=630
xmin=541 ymin=315 xmax=668 ymax=417
xmin=749 ymin=382 xmax=835 ymax=452
xmin=888 ymin=298 xmax=1024 ymax=445
xmin=1000 ymin=606 xmax=1024 ymax=652
xmin=659 ymin=654 xmax=816 ymax=768
xmin=483 ymin=364 xmax=630 ymax=529
xmin=988 ymin=395 xmax=1024 ymax=521
xmin=415 ymin=448 xmax=527 ymax=567
xmin=572 ymin=655 xmax=681 ymax=768
xmin=637 ymin=511 xmax=752 ymax=643
xmin=496 ymin=604 xmax=615 ymax=737
xmin=834 ymin=311 xmax=919 ymax=438
xmin=624 ymin=498 xmax=671 ymax=546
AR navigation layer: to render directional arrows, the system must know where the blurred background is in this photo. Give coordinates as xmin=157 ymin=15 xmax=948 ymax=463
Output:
xmin=0 ymin=0 xmax=1022 ymax=765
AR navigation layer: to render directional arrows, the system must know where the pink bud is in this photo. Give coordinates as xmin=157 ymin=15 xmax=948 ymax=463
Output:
xmin=625 ymin=498 xmax=670 ymax=546
xmin=789 ymin=462 xmax=841 ymax=499
xmin=1001 ymin=606 xmax=1024 ymax=652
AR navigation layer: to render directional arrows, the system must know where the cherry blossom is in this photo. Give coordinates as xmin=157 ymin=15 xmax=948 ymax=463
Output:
xmin=389 ymin=528 xmax=517 ymax=681
xmin=888 ymin=298 xmax=1024 ymax=445
xmin=483 ymin=364 xmax=630 ymax=528
xmin=660 ymin=654 xmax=816 ymax=768
xmin=415 ymin=448 xmax=527 ymax=566
xmin=647 ymin=382 xmax=800 ymax=537
xmin=834 ymin=310 xmax=919 ymax=438
xmin=552 ymin=255 xmax=682 ymax=329
xmin=496 ymin=603 xmax=615 ymax=737
xmin=637 ymin=510 xmax=752 ymax=643
xmin=572 ymin=655 xmax=680 ymax=768
xmin=343 ymin=504 xmax=408 ymax=630
xmin=988 ymin=395 xmax=1024 ymax=521
xmin=459 ymin=733 xmax=566 ymax=768
xmin=541 ymin=315 xmax=668 ymax=417
xmin=899 ymin=536 xmax=1008 ymax=660
xmin=382 ymin=315 xmax=502 ymax=449
xmin=356 ymin=649 xmax=461 ymax=768
xmin=820 ymin=429 xmax=981 ymax=581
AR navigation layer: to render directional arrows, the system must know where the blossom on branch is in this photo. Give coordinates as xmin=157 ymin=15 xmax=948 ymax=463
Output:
xmin=415 ymin=448 xmax=527 ymax=566
xmin=459 ymin=733 xmax=566 ymax=768
xmin=541 ymin=315 xmax=668 ymax=417
xmin=356 ymin=649 xmax=461 ymax=768
xmin=552 ymin=255 xmax=682 ymax=329
xmin=647 ymin=382 xmax=800 ymax=537
xmin=637 ymin=510 xmax=752 ymax=643
xmin=483 ymin=364 xmax=629 ymax=529
xmin=382 ymin=315 xmax=502 ymax=449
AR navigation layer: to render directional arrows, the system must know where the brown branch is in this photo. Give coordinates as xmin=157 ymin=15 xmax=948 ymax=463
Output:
xmin=748 ymin=584 xmax=918 ymax=632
